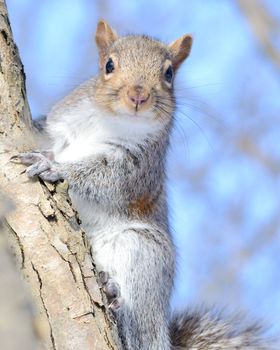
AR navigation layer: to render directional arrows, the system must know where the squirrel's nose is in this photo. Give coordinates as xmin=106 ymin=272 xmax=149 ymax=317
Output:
xmin=130 ymin=95 xmax=149 ymax=105
xmin=127 ymin=86 xmax=150 ymax=109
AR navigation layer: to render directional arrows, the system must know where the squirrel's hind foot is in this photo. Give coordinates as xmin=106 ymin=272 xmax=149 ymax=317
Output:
xmin=99 ymin=271 xmax=122 ymax=311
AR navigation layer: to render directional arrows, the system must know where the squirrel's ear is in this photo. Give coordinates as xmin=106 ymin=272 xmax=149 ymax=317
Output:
xmin=96 ymin=20 xmax=118 ymax=55
xmin=168 ymin=34 xmax=193 ymax=70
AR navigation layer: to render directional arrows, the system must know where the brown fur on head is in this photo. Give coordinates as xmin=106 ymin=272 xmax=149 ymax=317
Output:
xmin=95 ymin=20 xmax=192 ymax=122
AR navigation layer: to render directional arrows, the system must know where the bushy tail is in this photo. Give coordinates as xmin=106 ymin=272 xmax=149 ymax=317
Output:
xmin=170 ymin=309 xmax=277 ymax=349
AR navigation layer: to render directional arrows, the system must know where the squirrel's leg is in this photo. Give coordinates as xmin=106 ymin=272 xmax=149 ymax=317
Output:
xmin=92 ymin=224 xmax=174 ymax=350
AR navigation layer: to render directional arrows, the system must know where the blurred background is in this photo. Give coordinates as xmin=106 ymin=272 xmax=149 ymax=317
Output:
xmin=6 ymin=0 xmax=280 ymax=330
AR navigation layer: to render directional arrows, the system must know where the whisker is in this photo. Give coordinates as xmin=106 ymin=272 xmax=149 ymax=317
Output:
xmin=172 ymin=116 xmax=190 ymax=161
xmin=175 ymin=81 xmax=223 ymax=91
xmin=175 ymin=108 xmax=214 ymax=151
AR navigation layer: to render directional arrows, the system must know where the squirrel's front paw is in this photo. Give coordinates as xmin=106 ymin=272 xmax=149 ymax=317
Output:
xmin=12 ymin=151 xmax=63 ymax=183
xmin=99 ymin=271 xmax=122 ymax=311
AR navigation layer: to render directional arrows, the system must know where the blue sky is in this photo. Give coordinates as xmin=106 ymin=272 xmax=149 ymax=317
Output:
xmin=7 ymin=0 xmax=280 ymax=328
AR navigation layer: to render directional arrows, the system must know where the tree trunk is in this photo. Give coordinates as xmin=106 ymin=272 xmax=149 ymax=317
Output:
xmin=0 ymin=1 xmax=120 ymax=349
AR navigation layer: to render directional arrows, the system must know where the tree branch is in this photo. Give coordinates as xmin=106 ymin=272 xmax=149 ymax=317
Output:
xmin=238 ymin=0 xmax=280 ymax=71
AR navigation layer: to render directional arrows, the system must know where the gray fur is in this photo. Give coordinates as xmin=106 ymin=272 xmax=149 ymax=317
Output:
xmin=62 ymin=133 xmax=170 ymax=229
xmin=170 ymin=310 xmax=277 ymax=349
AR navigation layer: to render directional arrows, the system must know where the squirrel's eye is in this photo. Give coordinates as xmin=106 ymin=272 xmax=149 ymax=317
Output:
xmin=105 ymin=58 xmax=114 ymax=74
xmin=164 ymin=66 xmax=173 ymax=83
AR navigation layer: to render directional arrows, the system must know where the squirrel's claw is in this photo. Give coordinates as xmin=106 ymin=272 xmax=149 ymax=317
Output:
xmin=108 ymin=297 xmax=122 ymax=311
xmin=11 ymin=151 xmax=43 ymax=165
xmin=103 ymin=278 xmax=121 ymax=299
xmin=14 ymin=151 xmax=62 ymax=183
xmin=12 ymin=150 xmax=55 ymax=165
xmin=99 ymin=271 xmax=122 ymax=311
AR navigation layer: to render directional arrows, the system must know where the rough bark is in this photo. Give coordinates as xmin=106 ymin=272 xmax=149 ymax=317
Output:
xmin=0 ymin=195 xmax=42 ymax=350
xmin=0 ymin=1 xmax=120 ymax=349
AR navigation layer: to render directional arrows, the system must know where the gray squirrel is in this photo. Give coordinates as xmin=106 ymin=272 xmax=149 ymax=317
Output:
xmin=18 ymin=20 xmax=275 ymax=349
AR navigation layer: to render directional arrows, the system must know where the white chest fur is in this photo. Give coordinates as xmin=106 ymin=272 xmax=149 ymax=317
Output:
xmin=47 ymin=97 xmax=163 ymax=164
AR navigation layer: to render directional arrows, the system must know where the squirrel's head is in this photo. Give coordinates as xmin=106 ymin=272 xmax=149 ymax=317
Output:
xmin=95 ymin=20 xmax=192 ymax=125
